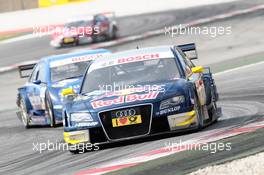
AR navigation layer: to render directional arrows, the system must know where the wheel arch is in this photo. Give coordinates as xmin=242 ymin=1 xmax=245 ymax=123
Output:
xmin=17 ymin=88 xmax=32 ymax=113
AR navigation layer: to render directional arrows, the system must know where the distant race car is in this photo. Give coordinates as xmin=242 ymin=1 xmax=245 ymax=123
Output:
xmin=50 ymin=12 xmax=118 ymax=48
xmin=16 ymin=49 xmax=111 ymax=128
xmin=61 ymin=43 xmax=221 ymax=153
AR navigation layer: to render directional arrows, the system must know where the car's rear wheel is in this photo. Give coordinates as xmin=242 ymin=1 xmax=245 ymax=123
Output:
xmin=20 ymin=98 xmax=30 ymax=129
xmin=205 ymin=86 xmax=218 ymax=122
xmin=73 ymin=37 xmax=79 ymax=46
xmin=111 ymin=26 xmax=118 ymax=39
xmin=194 ymin=95 xmax=204 ymax=129
xmin=54 ymin=45 xmax=62 ymax=49
xmin=209 ymin=101 xmax=219 ymax=123
xmin=45 ymin=93 xmax=56 ymax=127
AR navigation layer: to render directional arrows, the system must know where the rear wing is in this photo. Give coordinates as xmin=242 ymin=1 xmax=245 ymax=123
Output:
xmin=177 ymin=43 xmax=198 ymax=60
xmin=18 ymin=63 xmax=36 ymax=78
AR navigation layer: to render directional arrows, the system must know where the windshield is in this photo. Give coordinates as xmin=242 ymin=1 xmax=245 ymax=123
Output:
xmin=50 ymin=61 xmax=90 ymax=82
xmin=81 ymin=57 xmax=180 ymax=94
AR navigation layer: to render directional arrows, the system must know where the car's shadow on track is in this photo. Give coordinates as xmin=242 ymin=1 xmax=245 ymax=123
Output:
xmin=15 ymin=113 xmax=260 ymax=155
xmin=19 ymin=124 xmax=63 ymax=130
xmin=78 ymin=113 xmax=263 ymax=154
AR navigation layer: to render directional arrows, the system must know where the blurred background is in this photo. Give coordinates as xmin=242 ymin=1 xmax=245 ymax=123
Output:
xmin=0 ymin=0 xmax=264 ymax=175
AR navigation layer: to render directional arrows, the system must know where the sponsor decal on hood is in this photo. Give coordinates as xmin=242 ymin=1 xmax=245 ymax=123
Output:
xmin=91 ymin=91 xmax=159 ymax=109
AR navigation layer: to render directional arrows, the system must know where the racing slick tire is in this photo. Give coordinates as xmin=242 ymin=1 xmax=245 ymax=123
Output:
xmin=209 ymin=101 xmax=219 ymax=123
xmin=203 ymin=77 xmax=219 ymax=122
xmin=73 ymin=38 xmax=79 ymax=46
xmin=69 ymin=148 xmax=81 ymax=154
xmin=194 ymin=94 xmax=204 ymax=130
xmin=111 ymin=26 xmax=118 ymax=40
xmin=45 ymin=92 xmax=56 ymax=127
xmin=19 ymin=98 xmax=30 ymax=129
xmin=54 ymin=45 xmax=62 ymax=49
xmin=205 ymin=86 xmax=218 ymax=122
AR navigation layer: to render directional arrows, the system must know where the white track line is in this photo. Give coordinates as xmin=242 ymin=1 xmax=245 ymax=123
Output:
xmin=75 ymin=120 xmax=264 ymax=175
xmin=214 ymin=61 xmax=264 ymax=76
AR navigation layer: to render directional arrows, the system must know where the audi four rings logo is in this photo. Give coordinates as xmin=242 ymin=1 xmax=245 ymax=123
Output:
xmin=115 ymin=109 xmax=136 ymax=117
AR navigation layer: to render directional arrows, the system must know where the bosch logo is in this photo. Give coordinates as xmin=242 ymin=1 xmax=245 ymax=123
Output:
xmin=115 ymin=109 xmax=136 ymax=118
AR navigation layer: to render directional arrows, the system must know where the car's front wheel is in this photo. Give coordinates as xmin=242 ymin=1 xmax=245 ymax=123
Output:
xmin=20 ymin=98 xmax=30 ymax=129
xmin=45 ymin=93 xmax=56 ymax=127
xmin=69 ymin=148 xmax=81 ymax=154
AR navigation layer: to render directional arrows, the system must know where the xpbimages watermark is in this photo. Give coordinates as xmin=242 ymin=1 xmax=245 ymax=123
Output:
xmin=164 ymin=24 xmax=232 ymax=38
xmin=165 ymin=140 xmax=232 ymax=154
xmin=32 ymin=25 xmax=100 ymax=37
xmin=98 ymin=83 xmax=166 ymax=94
xmin=32 ymin=140 xmax=99 ymax=153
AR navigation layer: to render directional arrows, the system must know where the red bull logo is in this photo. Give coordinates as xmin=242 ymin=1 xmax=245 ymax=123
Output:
xmin=91 ymin=91 xmax=159 ymax=109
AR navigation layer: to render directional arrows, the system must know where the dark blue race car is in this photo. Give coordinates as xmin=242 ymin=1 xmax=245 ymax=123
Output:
xmin=61 ymin=43 xmax=221 ymax=152
xmin=16 ymin=49 xmax=111 ymax=128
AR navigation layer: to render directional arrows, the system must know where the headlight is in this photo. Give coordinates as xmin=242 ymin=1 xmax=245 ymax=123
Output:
xmin=160 ymin=96 xmax=185 ymax=110
xmin=70 ymin=113 xmax=93 ymax=122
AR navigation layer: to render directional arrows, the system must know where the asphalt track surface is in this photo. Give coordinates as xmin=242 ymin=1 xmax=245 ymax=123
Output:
xmin=0 ymin=1 xmax=264 ymax=175
xmin=0 ymin=0 xmax=263 ymax=68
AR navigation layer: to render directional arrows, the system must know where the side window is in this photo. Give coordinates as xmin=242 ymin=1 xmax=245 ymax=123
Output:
xmin=38 ymin=62 xmax=46 ymax=83
xmin=29 ymin=65 xmax=39 ymax=82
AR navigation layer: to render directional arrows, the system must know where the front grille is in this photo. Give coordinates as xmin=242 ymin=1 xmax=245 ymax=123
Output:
xmin=99 ymin=105 xmax=152 ymax=140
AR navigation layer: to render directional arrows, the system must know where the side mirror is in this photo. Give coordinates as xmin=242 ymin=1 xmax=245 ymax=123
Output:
xmin=33 ymin=80 xmax=41 ymax=85
xmin=61 ymin=88 xmax=75 ymax=97
xmin=191 ymin=66 xmax=204 ymax=73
